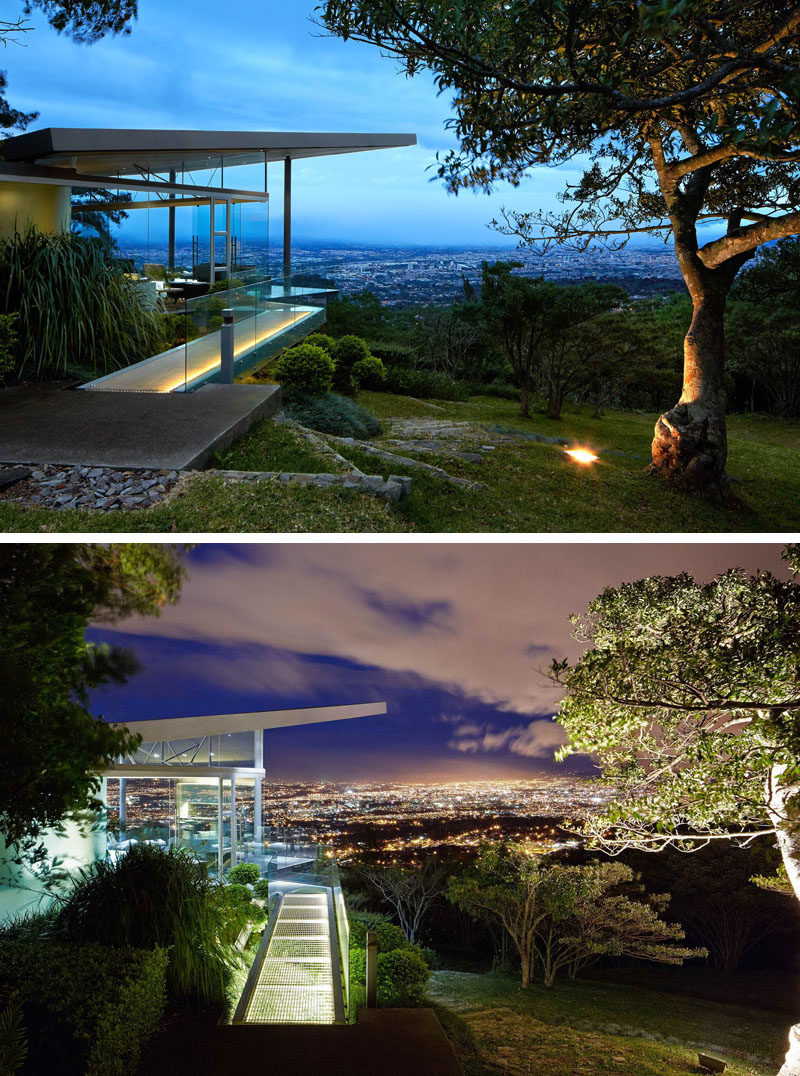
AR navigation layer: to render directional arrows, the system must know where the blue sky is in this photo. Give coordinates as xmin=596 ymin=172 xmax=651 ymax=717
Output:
xmin=88 ymin=543 xmax=788 ymax=783
xmin=4 ymin=1 xmax=598 ymax=246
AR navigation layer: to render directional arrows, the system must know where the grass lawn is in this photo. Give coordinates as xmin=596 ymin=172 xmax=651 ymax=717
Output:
xmin=429 ymin=970 xmax=788 ymax=1076
xmin=0 ymin=392 xmax=797 ymax=532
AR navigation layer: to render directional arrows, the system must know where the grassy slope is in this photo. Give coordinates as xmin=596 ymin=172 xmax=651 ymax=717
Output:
xmin=355 ymin=393 xmax=800 ymax=533
xmin=429 ymin=970 xmax=787 ymax=1076
xmin=0 ymin=393 xmax=797 ymax=533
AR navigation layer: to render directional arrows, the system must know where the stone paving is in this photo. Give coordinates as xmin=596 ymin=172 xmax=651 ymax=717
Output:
xmin=0 ymin=464 xmax=183 ymax=511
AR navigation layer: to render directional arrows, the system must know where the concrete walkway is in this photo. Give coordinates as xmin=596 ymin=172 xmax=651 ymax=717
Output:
xmin=0 ymin=383 xmax=280 ymax=470
xmin=137 ymin=1009 xmax=463 ymax=1076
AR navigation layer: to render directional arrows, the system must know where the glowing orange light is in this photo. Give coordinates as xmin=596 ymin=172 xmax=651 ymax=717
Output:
xmin=564 ymin=447 xmax=599 ymax=465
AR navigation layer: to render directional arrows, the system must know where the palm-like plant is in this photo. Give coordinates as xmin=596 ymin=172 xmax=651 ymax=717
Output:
xmin=52 ymin=845 xmax=238 ymax=1008
xmin=0 ymin=229 xmax=164 ymax=380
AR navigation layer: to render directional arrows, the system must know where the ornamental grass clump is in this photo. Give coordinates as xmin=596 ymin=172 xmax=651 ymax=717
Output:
xmin=52 ymin=844 xmax=238 ymax=1008
xmin=0 ymin=229 xmax=165 ymax=380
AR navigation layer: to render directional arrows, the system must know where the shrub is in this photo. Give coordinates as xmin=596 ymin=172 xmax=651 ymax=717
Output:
xmin=0 ymin=313 xmax=17 ymax=384
xmin=0 ymin=936 xmax=167 ymax=1076
xmin=347 ymin=943 xmax=429 ymax=1009
xmin=0 ymin=230 xmax=164 ymax=380
xmin=276 ymin=343 xmax=335 ymax=395
xmin=225 ymin=882 xmax=253 ymax=904
xmin=52 ymin=844 xmax=237 ymax=1007
xmin=352 ymin=353 xmax=386 ymax=390
xmin=253 ymin=879 xmax=271 ymax=900
xmin=227 ymin=863 xmax=260 ymax=886
xmin=377 ymin=949 xmax=429 ymax=1007
xmin=305 ymin=332 xmax=335 ymax=352
xmin=283 ymin=390 xmax=382 ymax=439
xmin=381 ymin=367 xmax=471 ymax=401
xmin=471 ymin=381 xmax=520 ymax=400
xmin=349 ymin=913 xmax=410 ymax=953
xmin=332 ymin=335 xmax=372 ymax=395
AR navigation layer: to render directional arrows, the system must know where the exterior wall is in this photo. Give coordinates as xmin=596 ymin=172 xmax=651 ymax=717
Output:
xmin=0 ymin=814 xmax=106 ymax=922
xmin=0 ymin=180 xmax=71 ymax=238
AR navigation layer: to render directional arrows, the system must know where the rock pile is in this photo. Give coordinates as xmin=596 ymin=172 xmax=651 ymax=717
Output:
xmin=0 ymin=464 xmax=183 ymax=511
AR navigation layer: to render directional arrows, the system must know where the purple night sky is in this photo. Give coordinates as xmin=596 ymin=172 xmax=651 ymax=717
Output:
xmin=88 ymin=543 xmax=789 ymax=783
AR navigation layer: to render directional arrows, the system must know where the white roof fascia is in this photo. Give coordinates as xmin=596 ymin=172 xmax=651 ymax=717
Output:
xmin=113 ymin=701 xmax=387 ymax=741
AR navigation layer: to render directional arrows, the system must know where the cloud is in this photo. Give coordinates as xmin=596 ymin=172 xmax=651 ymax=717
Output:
xmin=448 ymin=718 xmax=567 ymax=760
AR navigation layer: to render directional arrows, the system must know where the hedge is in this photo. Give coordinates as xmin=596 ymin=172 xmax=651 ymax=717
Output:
xmin=348 ymin=912 xmax=429 ymax=1011
xmin=0 ymin=937 xmax=167 ymax=1076
xmin=380 ymin=367 xmax=471 ymax=401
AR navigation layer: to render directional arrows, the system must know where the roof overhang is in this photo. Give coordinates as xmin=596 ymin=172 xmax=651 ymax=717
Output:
xmin=105 ymin=764 xmax=265 ymax=780
xmin=114 ymin=701 xmax=388 ymax=741
xmin=0 ymin=128 xmax=417 ymax=177
xmin=0 ymin=162 xmax=268 ymax=201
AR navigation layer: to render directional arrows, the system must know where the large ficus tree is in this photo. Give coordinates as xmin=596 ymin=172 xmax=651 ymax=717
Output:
xmin=553 ymin=545 xmax=800 ymax=1075
xmin=319 ymin=0 xmax=800 ymax=498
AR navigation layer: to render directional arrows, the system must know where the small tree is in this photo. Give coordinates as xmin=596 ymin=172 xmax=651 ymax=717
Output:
xmin=363 ymin=860 xmax=445 ymax=945
xmin=447 ymin=842 xmax=549 ymax=987
xmin=553 ymin=544 xmax=800 ymax=1074
xmin=320 ymin=1 xmax=800 ymax=497
xmin=535 ymin=861 xmax=700 ymax=987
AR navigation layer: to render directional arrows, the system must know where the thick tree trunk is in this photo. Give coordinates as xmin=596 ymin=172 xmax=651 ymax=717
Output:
xmin=650 ymin=292 xmax=731 ymax=497
xmin=520 ymin=949 xmax=531 ymax=988
xmin=519 ymin=382 xmax=531 ymax=418
xmin=767 ymin=764 xmax=800 ymax=1076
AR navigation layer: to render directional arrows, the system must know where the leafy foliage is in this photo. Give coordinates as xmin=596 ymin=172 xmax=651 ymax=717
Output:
xmin=0 ymin=987 xmax=26 ymax=1076
xmin=348 ymin=911 xmax=430 ymax=1009
xmin=0 ymin=545 xmax=185 ymax=869
xmin=332 ymin=335 xmax=372 ymax=395
xmin=275 ymin=343 xmax=335 ymax=395
xmin=352 ymin=353 xmax=386 ymax=390
xmin=0 ymin=313 xmax=17 ymax=384
xmin=0 ymin=231 xmax=165 ymax=380
xmin=555 ymin=559 xmax=800 ymax=843
xmin=448 ymin=843 xmax=698 ymax=988
xmin=227 ymin=863 xmax=261 ymax=886
xmin=52 ymin=844 xmax=238 ymax=1007
xmin=0 ymin=930 xmax=166 ymax=1076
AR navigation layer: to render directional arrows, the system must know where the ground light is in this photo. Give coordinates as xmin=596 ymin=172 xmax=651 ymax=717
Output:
xmin=564 ymin=447 xmax=600 ymax=465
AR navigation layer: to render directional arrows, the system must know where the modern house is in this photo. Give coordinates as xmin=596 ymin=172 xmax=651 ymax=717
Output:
xmin=0 ymin=700 xmax=386 ymax=921
xmin=0 ymin=127 xmax=416 ymax=391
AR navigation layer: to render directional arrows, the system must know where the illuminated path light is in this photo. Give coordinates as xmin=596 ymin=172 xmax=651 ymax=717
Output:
xmin=564 ymin=447 xmax=600 ymax=465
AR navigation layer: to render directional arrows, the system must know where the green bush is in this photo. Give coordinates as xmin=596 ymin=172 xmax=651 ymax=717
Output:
xmin=0 ymin=313 xmax=17 ymax=384
xmin=471 ymin=381 xmax=520 ymax=400
xmin=225 ymin=882 xmax=253 ymax=904
xmin=52 ymin=844 xmax=237 ymax=1008
xmin=332 ymin=335 xmax=372 ymax=395
xmin=227 ymin=863 xmax=260 ymax=886
xmin=0 ymin=936 xmax=167 ymax=1076
xmin=283 ymin=390 xmax=382 ymax=439
xmin=348 ymin=942 xmax=429 ymax=1009
xmin=352 ymin=353 xmax=386 ymax=390
xmin=305 ymin=332 xmax=335 ymax=352
xmin=0 ymin=230 xmax=165 ymax=380
xmin=253 ymin=879 xmax=271 ymax=899
xmin=376 ymin=949 xmax=429 ymax=1007
xmin=276 ymin=343 xmax=335 ymax=395
xmin=381 ymin=367 xmax=471 ymax=401
xmin=349 ymin=913 xmax=410 ymax=953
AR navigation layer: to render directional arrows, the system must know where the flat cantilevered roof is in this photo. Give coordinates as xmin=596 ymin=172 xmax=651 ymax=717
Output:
xmin=0 ymin=128 xmax=417 ymax=176
xmin=114 ymin=701 xmax=388 ymax=741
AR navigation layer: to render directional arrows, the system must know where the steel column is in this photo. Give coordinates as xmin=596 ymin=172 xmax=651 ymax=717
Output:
xmin=283 ymin=156 xmax=291 ymax=280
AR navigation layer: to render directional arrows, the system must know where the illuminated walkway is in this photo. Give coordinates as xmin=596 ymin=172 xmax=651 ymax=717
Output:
xmin=241 ymin=889 xmax=339 ymax=1025
xmin=82 ymin=303 xmax=321 ymax=393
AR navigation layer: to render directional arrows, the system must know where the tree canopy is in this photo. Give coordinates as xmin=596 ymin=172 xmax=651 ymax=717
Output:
xmin=1 ymin=2 xmax=138 ymax=130
xmin=0 ymin=544 xmax=186 ymax=869
xmin=319 ymin=1 xmax=800 ymax=494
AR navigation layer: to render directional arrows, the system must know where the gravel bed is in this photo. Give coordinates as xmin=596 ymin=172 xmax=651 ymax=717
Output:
xmin=0 ymin=464 xmax=183 ymax=512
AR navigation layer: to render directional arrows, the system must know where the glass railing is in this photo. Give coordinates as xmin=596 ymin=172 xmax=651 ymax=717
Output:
xmin=168 ymin=273 xmax=337 ymax=392
xmin=234 ymin=834 xmax=353 ymax=1020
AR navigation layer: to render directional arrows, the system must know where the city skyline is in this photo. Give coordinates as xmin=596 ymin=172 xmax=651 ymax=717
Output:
xmin=89 ymin=543 xmax=790 ymax=783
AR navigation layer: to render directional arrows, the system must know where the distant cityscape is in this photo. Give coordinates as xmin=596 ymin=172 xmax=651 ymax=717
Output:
xmin=109 ymin=777 xmax=610 ymax=866
xmin=115 ymin=240 xmax=686 ymax=306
